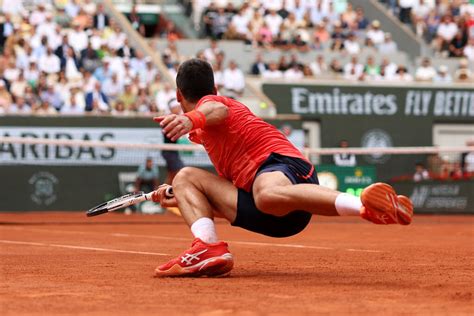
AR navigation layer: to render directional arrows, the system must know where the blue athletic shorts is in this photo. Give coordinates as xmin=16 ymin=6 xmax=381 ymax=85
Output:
xmin=231 ymin=153 xmax=318 ymax=238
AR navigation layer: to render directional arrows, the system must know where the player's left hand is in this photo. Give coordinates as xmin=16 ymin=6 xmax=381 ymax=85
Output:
xmin=153 ymin=114 xmax=193 ymax=141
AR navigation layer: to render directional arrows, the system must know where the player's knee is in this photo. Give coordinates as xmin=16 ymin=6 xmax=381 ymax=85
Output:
xmin=172 ymin=167 xmax=200 ymax=188
xmin=254 ymin=187 xmax=288 ymax=216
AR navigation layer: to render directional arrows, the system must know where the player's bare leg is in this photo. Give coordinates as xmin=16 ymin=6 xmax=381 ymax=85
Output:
xmin=154 ymin=167 xmax=238 ymax=277
xmin=252 ymin=172 xmax=413 ymax=225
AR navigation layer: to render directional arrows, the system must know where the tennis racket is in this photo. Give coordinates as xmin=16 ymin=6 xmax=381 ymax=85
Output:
xmin=86 ymin=187 xmax=174 ymax=217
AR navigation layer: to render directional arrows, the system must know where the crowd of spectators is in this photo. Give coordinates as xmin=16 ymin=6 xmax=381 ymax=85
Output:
xmin=248 ymin=48 xmax=472 ymax=82
xmin=381 ymin=0 xmax=474 ymax=59
xmin=158 ymin=37 xmax=472 ymax=90
xmin=191 ymin=0 xmax=401 ymax=55
xmin=0 ymin=1 xmax=171 ymax=116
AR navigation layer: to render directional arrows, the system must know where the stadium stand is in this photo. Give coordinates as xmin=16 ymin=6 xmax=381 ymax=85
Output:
xmin=0 ymin=1 xmax=166 ymax=115
xmin=379 ymin=0 xmax=474 ymax=59
xmin=0 ymin=0 xmax=473 ymax=116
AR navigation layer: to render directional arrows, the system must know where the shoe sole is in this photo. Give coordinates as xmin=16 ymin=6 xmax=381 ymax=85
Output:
xmin=361 ymin=183 xmax=397 ymax=214
xmin=397 ymin=195 xmax=413 ymax=225
xmin=154 ymin=255 xmax=234 ymax=278
xmin=361 ymin=183 xmax=413 ymax=225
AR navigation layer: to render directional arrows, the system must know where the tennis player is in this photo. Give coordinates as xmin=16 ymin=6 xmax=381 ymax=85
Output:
xmin=151 ymin=58 xmax=413 ymax=277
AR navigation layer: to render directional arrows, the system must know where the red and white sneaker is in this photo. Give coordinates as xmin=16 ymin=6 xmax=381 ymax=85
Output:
xmin=154 ymin=238 xmax=233 ymax=277
xmin=360 ymin=182 xmax=414 ymax=225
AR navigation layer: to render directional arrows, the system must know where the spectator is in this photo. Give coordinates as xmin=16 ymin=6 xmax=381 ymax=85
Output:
xmin=61 ymin=92 xmax=85 ymax=115
xmin=364 ymin=56 xmax=381 ymax=79
xmin=366 ymin=20 xmax=385 ymax=45
xmin=93 ymin=58 xmax=113 ymax=82
xmin=65 ymin=0 xmax=80 ymax=18
xmin=202 ymin=2 xmax=218 ymax=37
xmin=102 ymin=73 xmax=123 ymax=101
xmin=437 ymin=15 xmax=459 ymax=49
xmin=10 ymin=71 xmax=27 ymax=98
xmin=128 ymin=5 xmax=145 ymax=36
xmin=309 ymin=55 xmax=328 ymax=76
xmin=212 ymin=8 xmax=230 ymax=39
xmin=108 ymin=24 xmax=127 ymax=51
xmin=117 ymin=38 xmax=135 ymax=59
xmin=40 ymin=84 xmax=64 ymax=111
xmin=250 ymin=53 xmax=268 ymax=75
xmin=449 ymin=31 xmax=467 ymax=57
xmin=329 ymin=58 xmax=344 ymax=74
xmin=223 ymin=60 xmax=245 ymax=98
xmin=85 ymin=82 xmax=109 ymax=112
xmin=265 ymin=10 xmax=284 ymax=37
xmin=393 ymin=66 xmax=414 ymax=82
xmin=30 ymin=4 xmax=48 ymax=26
xmin=413 ymin=162 xmax=430 ymax=182
xmin=135 ymin=157 xmax=159 ymax=192
xmin=35 ymin=100 xmax=57 ymax=115
xmin=117 ymin=81 xmax=137 ymax=110
xmin=454 ymin=59 xmax=473 ymax=82
xmin=313 ymin=22 xmax=330 ymax=46
xmin=380 ymin=57 xmax=398 ymax=80
xmin=415 ymin=57 xmax=437 ymax=81
xmin=82 ymin=0 xmax=97 ymax=16
xmin=0 ymin=80 xmax=12 ymax=112
xmin=156 ymin=83 xmax=176 ymax=111
xmin=230 ymin=7 xmax=250 ymax=40
xmin=80 ymin=43 xmax=100 ymax=72
xmin=333 ymin=140 xmax=356 ymax=167
xmin=378 ymin=33 xmax=398 ymax=54
xmin=0 ymin=14 xmax=14 ymax=48
xmin=463 ymin=37 xmax=474 ymax=61
xmin=68 ymin=22 xmax=88 ymax=54
xmin=93 ymin=3 xmax=109 ymax=30
xmin=399 ymin=0 xmax=415 ymax=24
xmin=203 ymin=39 xmax=222 ymax=63
xmin=262 ymin=61 xmax=283 ymax=79
xmin=9 ymin=96 xmax=31 ymax=114
xmin=344 ymin=56 xmax=364 ymax=81
xmin=38 ymin=48 xmax=61 ymax=74
xmin=461 ymin=140 xmax=474 ymax=175
xmin=64 ymin=47 xmax=81 ymax=80
xmin=343 ymin=33 xmax=360 ymax=55
xmin=433 ymin=65 xmax=453 ymax=83
xmin=284 ymin=64 xmax=304 ymax=80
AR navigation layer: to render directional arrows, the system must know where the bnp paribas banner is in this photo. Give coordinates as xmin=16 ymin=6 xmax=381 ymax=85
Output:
xmin=0 ymin=126 xmax=211 ymax=166
xmin=0 ymin=124 xmax=305 ymax=167
xmin=263 ymin=83 xmax=474 ymax=119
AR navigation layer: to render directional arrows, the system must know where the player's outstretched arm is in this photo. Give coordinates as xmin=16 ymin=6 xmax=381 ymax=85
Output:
xmin=153 ymin=101 xmax=228 ymax=141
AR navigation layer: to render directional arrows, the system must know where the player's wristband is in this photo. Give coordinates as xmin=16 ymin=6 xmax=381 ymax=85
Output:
xmin=184 ymin=110 xmax=206 ymax=131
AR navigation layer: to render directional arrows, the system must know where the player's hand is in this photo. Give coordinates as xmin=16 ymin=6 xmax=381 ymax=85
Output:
xmin=151 ymin=184 xmax=178 ymax=208
xmin=153 ymin=114 xmax=193 ymax=142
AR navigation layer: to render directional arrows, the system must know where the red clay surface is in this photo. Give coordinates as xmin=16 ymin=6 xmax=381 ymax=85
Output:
xmin=1 ymin=212 xmax=473 ymax=315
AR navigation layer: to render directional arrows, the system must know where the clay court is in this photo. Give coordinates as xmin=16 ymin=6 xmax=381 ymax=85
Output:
xmin=1 ymin=212 xmax=473 ymax=315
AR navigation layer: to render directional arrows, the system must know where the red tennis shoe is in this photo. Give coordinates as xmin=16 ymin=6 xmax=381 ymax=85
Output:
xmin=360 ymin=183 xmax=413 ymax=225
xmin=154 ymin=238 xmax=233 ymax=277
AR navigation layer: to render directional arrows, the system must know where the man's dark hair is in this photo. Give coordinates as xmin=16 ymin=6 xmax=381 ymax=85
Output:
xmin=176 ymin=58 xmax=215 ymax=102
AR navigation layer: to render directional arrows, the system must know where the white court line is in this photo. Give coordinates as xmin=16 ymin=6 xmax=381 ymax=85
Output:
xmin=0 ymin=239 xmax=169 ymax=256
xmin=2 ymin=226 xmax=382 ymax=253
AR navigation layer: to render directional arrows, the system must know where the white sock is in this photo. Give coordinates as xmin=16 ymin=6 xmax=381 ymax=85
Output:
xmin=190 ymin=217 xmax=218 ymax=244
xmin=335 ymin=193 xmax=362 ymax=216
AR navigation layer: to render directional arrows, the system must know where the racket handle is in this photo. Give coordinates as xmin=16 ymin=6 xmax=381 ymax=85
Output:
xmin=165 ymin=186 xmax=174 ymax=198
xmin=144 ymin=186 xmax=174 ymax=201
